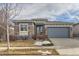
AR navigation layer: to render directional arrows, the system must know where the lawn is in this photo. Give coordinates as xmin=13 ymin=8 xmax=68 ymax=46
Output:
xmin=0 ymin=39 xmax=53 ymax=47
xmin=0 ymin=40 xmax=58 ymax=55
xmin=0 ymin=40 xmax=35 ymax=47
xmin=0 ymin=49 xmax=59 ymax=55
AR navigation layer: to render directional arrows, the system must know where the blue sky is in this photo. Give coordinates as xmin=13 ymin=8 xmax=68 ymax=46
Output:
xmin=11 ymin=3 xmax=79 ymax=23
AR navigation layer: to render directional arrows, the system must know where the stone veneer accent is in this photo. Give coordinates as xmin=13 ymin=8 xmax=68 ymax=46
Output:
xmin=14 ymin=22 xmax=19 ymax=35
xmin=28 ymin=23 xmax=34 ymax=36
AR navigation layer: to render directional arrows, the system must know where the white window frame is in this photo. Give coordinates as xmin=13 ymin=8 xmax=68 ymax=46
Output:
xmin=19 ymin=23 xmax=28 ymax=35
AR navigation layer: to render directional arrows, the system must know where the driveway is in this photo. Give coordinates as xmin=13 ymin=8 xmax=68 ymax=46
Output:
xmin=50 ymin=38 xmax=79 ymax=55
xmin=50 ymin=38 xmax=79 ymax=49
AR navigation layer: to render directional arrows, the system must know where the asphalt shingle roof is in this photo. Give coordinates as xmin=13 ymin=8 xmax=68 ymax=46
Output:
xmin=13 ymin=19 xmax=74 ymax=25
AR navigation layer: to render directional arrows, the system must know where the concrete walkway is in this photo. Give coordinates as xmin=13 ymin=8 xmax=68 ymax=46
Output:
xmin=0 ymin=46 xmax=55 ymax=51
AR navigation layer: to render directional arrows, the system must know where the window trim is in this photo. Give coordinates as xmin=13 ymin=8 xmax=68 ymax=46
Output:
xmin=19 ymin=23 xmax=28 ymax=32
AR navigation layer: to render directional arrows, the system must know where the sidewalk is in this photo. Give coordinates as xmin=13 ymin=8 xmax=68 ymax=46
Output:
xmin=0 ymin=46 xmax=55 ymax=51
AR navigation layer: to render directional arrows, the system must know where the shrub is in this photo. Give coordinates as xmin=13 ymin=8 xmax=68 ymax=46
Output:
xmin=9 ymin=35 xmax=29 ymax=41
xmin=32 ymin=34 xmax=48 ymax=40
xmin=9 ymin=35 xmax=16 ymax=41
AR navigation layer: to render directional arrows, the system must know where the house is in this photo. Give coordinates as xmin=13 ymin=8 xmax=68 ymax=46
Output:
xmin=13 ymin=18 xmax=73 ymax=38
xmin=73 ymin=23 xmax=79 ymax=37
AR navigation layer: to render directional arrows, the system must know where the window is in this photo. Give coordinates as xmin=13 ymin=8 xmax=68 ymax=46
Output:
xmin=20 ymin=24 xmax=27 ymax=31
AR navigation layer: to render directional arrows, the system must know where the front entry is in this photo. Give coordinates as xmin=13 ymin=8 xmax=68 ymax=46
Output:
xmin=35 ymin=25 xmax=45 ymax=35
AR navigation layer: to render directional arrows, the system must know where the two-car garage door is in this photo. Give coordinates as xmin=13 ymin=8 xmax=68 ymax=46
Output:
xmin=47 ymin=27 xmax=70 ymax=38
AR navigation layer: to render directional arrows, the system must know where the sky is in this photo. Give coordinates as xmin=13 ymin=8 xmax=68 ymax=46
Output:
xmin=2 ymin=3 xmax=79 ymax=23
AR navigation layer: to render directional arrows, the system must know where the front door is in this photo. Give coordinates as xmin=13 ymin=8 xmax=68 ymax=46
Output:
xmin=35 ymin=25 xmax=45 ymax=35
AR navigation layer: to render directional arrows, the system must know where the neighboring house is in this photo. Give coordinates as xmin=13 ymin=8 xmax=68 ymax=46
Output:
xmin=73 ymin=23 xmax=79 ymax=37
xmin=0 ymin=10 xmax=7 ymax=41
xmin=13 ymin=18 xmax=73 ymax=38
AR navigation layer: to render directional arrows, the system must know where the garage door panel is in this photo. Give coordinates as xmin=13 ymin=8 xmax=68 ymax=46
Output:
xmin=47 ymin=27 xmax=70 ymax=38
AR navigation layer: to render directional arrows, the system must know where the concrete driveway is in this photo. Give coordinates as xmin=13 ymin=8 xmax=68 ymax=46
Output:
xmin=50 ymin=38 xmax=79 ymax=55
xmin=50 ymin=38 xmax=79 ymax=49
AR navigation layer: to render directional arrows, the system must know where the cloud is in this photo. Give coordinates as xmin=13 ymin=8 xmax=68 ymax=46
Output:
xmin=13 ymin=3 xmax=79 ymax=22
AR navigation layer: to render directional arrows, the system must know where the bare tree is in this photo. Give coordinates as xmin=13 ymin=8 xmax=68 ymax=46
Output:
xmin=0 ymin=3 xmax=22 ymax=51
